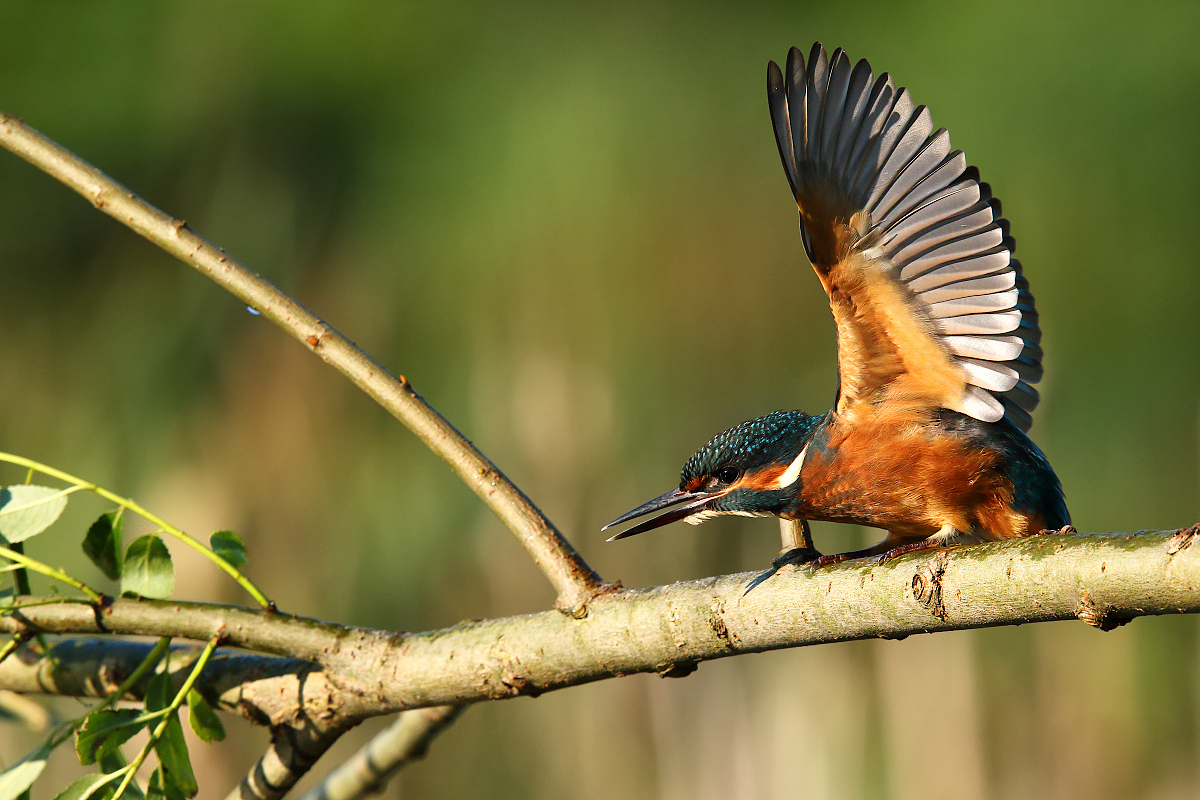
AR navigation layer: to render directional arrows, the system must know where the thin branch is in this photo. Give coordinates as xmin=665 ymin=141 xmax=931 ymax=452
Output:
xmin=301 ymin=706 xmax=467 ymax=800
xmin=228 ymin=721 xmax=355 ymax=800
xmin=0 ymin=638 xmax=332 ymax=728
xmin=3 ymin=530 xmax=1199 ymax=717
xmin=0 ymin=545 xmax=103 ymax=603
xmin=0 ymin=114 xmax=603 ymax=612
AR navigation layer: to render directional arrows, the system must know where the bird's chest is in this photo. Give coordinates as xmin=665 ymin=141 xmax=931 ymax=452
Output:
xmin=794 ymin=415 xmax=1020 ymax=538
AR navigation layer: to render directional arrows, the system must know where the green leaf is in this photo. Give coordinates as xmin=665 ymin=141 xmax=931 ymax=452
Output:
xmin=144 ymin=769 xmax=180 ymax=800
xmin=185 ymin=689 xmax=225 ymax=743
xmin=0 ymin=485 xmax=68 ymax=544
xmin=75 ymin=709 xmax=143 ymax=765
xmin=209 ymin=530 xmax=247 ymax=568
xmin=83 ymin=512 xmax=123 ymax=582
xmin=0 ymin=738 xmax=51 ymax=800
xmin=145 ymin=671 xmax=170 ymax=714
xmin=120 ymin=536 xmax=174 ymax=599
xmin=98 ymin=745 xmax=129 ymax=775
xmin=145 ymin=673 xmax=196 ymax=798
xmin=155 ymin=711 xmax=197 ymax=798
xmin=50 ymin=774 xmax=117 ymax=800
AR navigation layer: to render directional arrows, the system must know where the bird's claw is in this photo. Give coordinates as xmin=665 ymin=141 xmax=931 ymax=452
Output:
xmin=744 ymin=546 xmax=824 ymax=595
xmin=772 ymin=546 xmax=822 ymax=569
xmin=1035 ymin=524 xmax=1077 ymax=536
xmin=809 ymin=552 xmax=852 ymax=569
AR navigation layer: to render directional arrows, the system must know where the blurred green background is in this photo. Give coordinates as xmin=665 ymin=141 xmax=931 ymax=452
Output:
xmin=2 ymin=1 xmax=1199 ymax=798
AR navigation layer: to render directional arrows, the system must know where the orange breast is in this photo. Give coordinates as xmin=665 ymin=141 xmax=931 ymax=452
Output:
xmin=796 ymin=411 xmax=1033 ymax=541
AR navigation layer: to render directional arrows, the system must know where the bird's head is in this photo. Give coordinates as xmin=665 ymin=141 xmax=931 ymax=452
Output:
xmin=605 ymin=410 xmax=824 ymax=540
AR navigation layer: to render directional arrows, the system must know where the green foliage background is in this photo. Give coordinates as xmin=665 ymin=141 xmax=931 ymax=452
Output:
xmin=1 ymin=1 xmax=1198 ymax=798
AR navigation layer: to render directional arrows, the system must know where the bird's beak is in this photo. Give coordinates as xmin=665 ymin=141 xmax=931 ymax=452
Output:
xmin=603 ymin=487 xmax=726 ymax=540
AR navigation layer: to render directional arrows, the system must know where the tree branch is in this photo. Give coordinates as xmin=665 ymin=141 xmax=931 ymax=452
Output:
xmin=300 ymin=706 xmax=467 ymax=800
xmin=0 ymin=114 xmax=603 ymax=612
xmin=0 ymin=636 xmax=355 ymax=798
xmin=4 ymin=530 xmax=1198 ymax=716
xmin=229 ymin=720 xmax=355 ymax=800
xmin=0 ymin=636 xmax=352 ymax=740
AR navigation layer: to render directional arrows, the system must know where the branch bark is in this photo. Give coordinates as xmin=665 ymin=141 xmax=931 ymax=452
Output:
xmin=5 ymin=530 xmax=1198 ymax=715
xmin=299 ymin=706 xmax=467 ymax=800
xmin=0 ymin=637 xmax=358 ymax=799
xmin=0 ymin=114 xmax=603 ymax=612
xmin=0 ymin=638 xmax=326 ymax=728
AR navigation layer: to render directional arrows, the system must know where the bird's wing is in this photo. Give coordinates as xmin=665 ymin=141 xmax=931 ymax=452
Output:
xmin=767 ymin=44 xmax=1042 ymax=431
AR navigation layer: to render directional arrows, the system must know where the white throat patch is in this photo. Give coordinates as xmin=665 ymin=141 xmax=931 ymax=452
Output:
xmin=774 ymin=443 xmax=809 ymax=489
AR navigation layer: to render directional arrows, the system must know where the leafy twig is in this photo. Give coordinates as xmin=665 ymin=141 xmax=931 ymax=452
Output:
xmin=0 ymin=631 xmax=31 ymax=668
xmin=111 ymin=636 xmax=219 ymax=799
xmin=0 ymin=451 xmax=271 ymax=608
xmin=0 ymin=546 xmax=102 ymax=603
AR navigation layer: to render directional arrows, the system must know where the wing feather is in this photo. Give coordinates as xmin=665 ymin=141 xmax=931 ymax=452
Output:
xmin=768 ymin=44 xmax=1046 ymax=430
xmin=832 ymin=59 xmax=875 ymax=167
xmin=870 ymin=129 xmax=952 ymax=224
xmin=819 ymin=50 xmax=854 ymax=169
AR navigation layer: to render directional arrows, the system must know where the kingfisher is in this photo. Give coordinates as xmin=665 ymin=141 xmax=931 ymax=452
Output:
xmin=604 ymin=44 xmax=1069 ymax=568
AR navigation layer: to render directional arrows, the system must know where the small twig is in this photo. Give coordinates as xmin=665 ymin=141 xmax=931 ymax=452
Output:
xmin=0 ymin=545 xmax=103 ymax=603
xmin=111 ymin=635 xmax=220 ymax=799
xmin=0 ymin=114 xmax=603 ymax=611
xmin=0 ymin=451 xmax=272 ymax=608
xmin=301 ymin=705 xmax=467 ymax=800
xmin=95 ymin=635 xmax=170 ymax=711
xmin=0 ymin=631 xmax=31 ymax=667
xmin=7 ymin=542 xmax=31 ymax=596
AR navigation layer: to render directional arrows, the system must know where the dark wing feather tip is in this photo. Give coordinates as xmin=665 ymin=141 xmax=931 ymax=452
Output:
xmin=766 ymin=44 xmax=1044 ymax=430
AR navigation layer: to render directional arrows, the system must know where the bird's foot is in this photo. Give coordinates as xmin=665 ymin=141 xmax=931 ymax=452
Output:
xmin=864 ymin=538 xmax=945 ymax=565
xmin=1035 ymin=524 xmax=1077 ymax=536
xmin=810 ymin=538 xmax=948 ymax=569
xmin=743 ymin=546 xmax=823 ymax=595
xmin=773 ymin=546 xmax=823 ymax=569
xmin=809 ymin=551 xmax=855 ymax=569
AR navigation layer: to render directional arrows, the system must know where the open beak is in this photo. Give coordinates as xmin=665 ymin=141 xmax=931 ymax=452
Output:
xmin=603 ymin=488 xmax=725 ymax=541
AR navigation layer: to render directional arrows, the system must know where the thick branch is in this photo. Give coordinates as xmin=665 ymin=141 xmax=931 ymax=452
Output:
xmin=0 ymin=114 xmax=603 ymax=611
xmin=4 ymin=530 xmax=1198 ymax=715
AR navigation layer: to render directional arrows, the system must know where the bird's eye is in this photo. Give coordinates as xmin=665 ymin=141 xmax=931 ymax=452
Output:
xmin=715 ymin=466 xmax=741 ymax=484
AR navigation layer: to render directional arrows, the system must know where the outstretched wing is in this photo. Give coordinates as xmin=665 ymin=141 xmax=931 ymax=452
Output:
xmin=767 ymin=44 xmax=1042 ymax=431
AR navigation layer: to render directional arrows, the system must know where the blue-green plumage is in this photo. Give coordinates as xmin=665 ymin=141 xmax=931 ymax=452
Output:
xmin=681 ymin=411 xmax=824 ymax=488
xmin=933 ymin=411 xmax=1069 ymax=530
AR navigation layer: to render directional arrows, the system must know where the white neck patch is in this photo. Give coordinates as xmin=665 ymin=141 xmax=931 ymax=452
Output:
xmin=774 ymin=443 xmax=809 ymax=489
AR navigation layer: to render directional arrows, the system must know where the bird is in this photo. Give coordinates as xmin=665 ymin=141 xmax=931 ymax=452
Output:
xmin=604 ymin=43 xmax=1069 ymax=569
